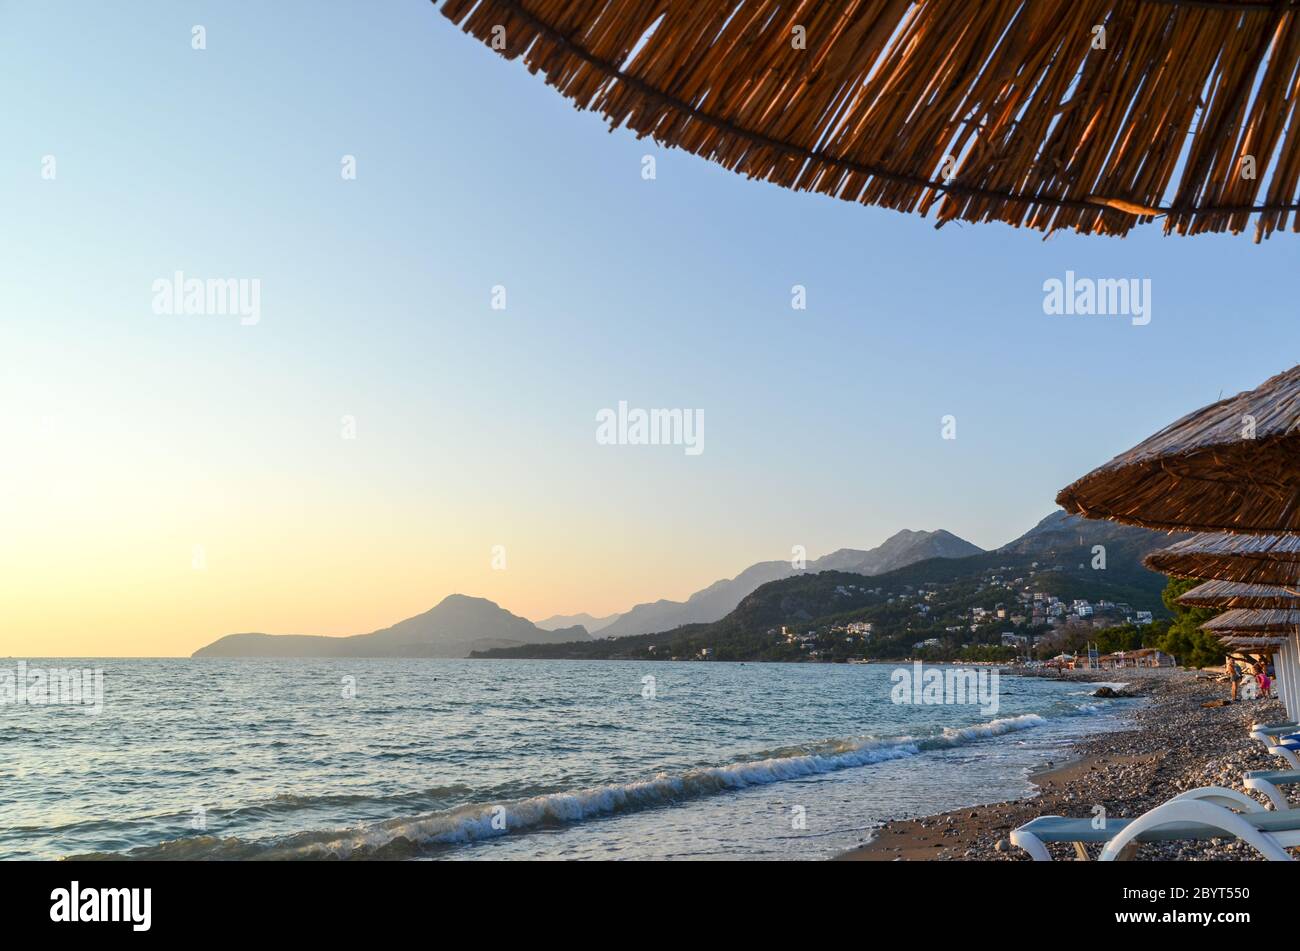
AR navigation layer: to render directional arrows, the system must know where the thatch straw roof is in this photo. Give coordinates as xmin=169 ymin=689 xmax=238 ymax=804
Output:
xmin=1218 ymin=635 xmax=1287 ymax=654
xmin=1178 ymin=580 xmax=1300 ymax=609
xmin=1202 ymin=608 xmax=1300 ymax=633
xmin=1145 ymin=532 xmax=1300 ymax=585
xmin=1057 ymin=365 xmax=1300 ymax=533
xmin=440 ymin=0 xmax=1300 ymax=239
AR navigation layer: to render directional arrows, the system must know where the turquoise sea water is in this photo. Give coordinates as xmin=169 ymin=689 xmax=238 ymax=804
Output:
xmin=0 ymin=659 xmax=1134 ymax=860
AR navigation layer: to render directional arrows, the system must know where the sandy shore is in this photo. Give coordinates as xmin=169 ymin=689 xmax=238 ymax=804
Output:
xmin=836 ymin=670 xmax=1290 ymax=861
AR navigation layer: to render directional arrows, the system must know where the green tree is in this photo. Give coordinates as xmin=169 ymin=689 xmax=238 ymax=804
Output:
xmin=1155 ymin=577 xmax=1224 ymax=668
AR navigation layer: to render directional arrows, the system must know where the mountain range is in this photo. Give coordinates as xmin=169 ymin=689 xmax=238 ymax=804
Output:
xmin=191 ymin=513 xmax=1176 ymax=660
xmin=192 ymin=528 xmax=985 ymax=658
xmin=474 ymin=511 xmax=1184 ymax=662
xmin=570 ymin=529 xmax=983 ymax=638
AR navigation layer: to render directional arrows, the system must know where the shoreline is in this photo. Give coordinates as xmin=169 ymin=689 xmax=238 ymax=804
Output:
xmin=835 ymin=670 xmax=1289 ymax=861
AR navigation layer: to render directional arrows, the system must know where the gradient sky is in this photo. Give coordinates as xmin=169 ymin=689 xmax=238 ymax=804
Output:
xmin=2 ymin=1 xmax=1296 ymax=657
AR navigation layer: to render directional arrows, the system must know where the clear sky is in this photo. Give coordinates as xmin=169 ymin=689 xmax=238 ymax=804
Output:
xmin=2 ymin=1 xmax=1296 ymax=657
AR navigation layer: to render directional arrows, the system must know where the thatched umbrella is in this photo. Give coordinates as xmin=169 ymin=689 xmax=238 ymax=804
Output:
xmin=440 ymin=0 xmax=1300 ymax=239
xmin=1178 ymin=581 xmax=1300 ymax=610
xmin=1056 ymin=365 xmax=1300 ymax=534
xmin=1179 ymin=584 xmax=1299 ymax=715
xmin=1202 ymin=608 xmax=1300 ymax=634
xmin=1202 ymin=608 xmax=1300 ymax=718
xmin=1217 ymin=635 xmax=1288 ymax=652
xmin=1144 ymin=533 xmax=1300 ymax=586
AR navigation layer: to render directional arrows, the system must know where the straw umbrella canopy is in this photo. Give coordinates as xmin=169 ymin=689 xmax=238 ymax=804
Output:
xmin=1177 ymin=580 xmax=1300 ymax=609
xmin=1201 ymin=608 xmax=1300 ymax=634
xmin=1144 ymin=533 xmax=1300 ymax=586
xmin=1217 ymin=635 xmax=1288 ymax=652
xmin=1056 ymin=366 xmax=1300 ymax=534
xmin=440 ymin=0 xmax=1300 ymax=239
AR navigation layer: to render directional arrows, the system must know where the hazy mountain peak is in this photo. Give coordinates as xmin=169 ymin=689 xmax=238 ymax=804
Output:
xmin=996 ymin=508 xmax=1187 ymax=561
xmin=595 ymin=529 xmax=983 ymax=638
xmin=193 ymin=594 xmax=589 ymax=659
xmin=535 ymin=612 xmax=621 ymax=633
xmin=437 ymin=593 xmax=486 ymax=605
xmin=1017 ymin=510 xmax=1075 ymax=536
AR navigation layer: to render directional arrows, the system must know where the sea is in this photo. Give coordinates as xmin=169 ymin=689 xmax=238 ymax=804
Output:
xmin=0 ymin=659 xmax=1136 ymax=860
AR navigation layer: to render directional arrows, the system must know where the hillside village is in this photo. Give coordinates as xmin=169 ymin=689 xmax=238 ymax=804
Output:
xmin=776 ymin=570 xmax=1154 ymax=661
xmin=476 ymin=511 xmax=1186 ymax=664
xmin=774 ymin=576 xmax=1154 ymax=657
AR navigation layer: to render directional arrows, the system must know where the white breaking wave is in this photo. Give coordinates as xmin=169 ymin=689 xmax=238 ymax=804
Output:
xmin=87 ymin=712 xmax=1058 ymax=860
xmin=243 ymin=713 xmax=1050 ymax=859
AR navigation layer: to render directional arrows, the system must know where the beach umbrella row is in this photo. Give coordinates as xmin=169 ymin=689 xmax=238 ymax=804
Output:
xmin=1157 ymin=554 xmax=1300 ymax=715
xmin=1202 ymin=610 xmax=1300 ymax=717
xmin=1153 ymin=541 xmax=1300 ymax=724
xmin=1058 ymin=363 xmax=1300 ymax=719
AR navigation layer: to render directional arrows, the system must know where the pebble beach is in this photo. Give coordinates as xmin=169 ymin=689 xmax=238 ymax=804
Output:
xmin=837 ymin=670 xmax=1291 ymax=861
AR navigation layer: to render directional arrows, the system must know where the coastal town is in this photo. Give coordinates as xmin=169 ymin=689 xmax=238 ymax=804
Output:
xmin=761 ymin=564 xmax=1160 ymax=663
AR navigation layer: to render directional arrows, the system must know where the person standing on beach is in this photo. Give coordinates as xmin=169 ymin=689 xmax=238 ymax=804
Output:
xmin=1227 ymin=657 xmax=1241 ymax=702
xmin=1257 ymin=662 xmax=1272 ymax=699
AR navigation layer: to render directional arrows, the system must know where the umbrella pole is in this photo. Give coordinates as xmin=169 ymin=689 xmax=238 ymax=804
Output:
xmin=1290 ymin=631 xmax=1300 ymax=721
xmin=1275 ymin=639 xmax=1285 ymax=717
xmin=1287 ymin=638 xmax=1294 ymax=721
xmin=1276 ymin=638 xmax=1287 ymax=719
xmin=1281 ymin=638 xmax=1288 ymax=718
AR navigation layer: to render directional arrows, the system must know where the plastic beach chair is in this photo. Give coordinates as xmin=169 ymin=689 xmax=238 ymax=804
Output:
xmin=1010 ymin=788 xmax=1299 ymax=861
xmin=1245 ymin=770 xmax=1300 ymax=811
xmin=1250 ymin=726 xmax=1300 ymax=769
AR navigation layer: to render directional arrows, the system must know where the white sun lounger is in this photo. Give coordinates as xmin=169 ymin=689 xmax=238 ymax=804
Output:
xmin=1253 ymin=721 xmax=1300 ymax=737
xmin=1245 ymin=769 xmax=1300 ymax=811
xmin=1250 ymin=727 xmax=1300 ymax=768
xmin=1010 ymin=787 xmax=1299 ymax=861
xmin=1251 ymin=722 xmax=1300 ymax=745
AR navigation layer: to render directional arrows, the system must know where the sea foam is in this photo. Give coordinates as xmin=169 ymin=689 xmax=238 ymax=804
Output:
xmin=85 ymin=713 xmax=1050 ymax=861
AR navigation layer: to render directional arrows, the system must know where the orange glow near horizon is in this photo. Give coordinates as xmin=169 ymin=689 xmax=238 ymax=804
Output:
xmin=0 ymin=497 xmax=736 ymax=656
